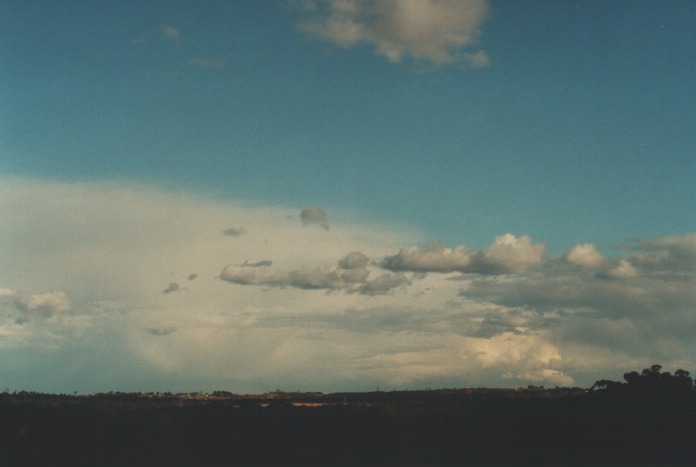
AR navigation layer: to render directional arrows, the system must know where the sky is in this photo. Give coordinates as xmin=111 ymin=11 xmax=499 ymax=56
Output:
xmin=1 ymin=0 xmax=695 ymax=394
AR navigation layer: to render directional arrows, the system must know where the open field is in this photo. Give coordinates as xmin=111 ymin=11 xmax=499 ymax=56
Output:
xmin=2 ymin=388 xmax=696 ymax=466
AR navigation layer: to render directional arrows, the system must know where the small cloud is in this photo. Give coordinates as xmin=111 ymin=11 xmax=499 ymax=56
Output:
xmin=223 ymin=227 xmax=246 ymax=237
xmin=480 ymin=234 xmax=546 ymax=274
xmin=604 ymin=259 xmax=639 ymax=280
xmin=188 ymin=57 xmax=225 ymax=70
xmin=463 ymin=50 xmax=490 ymax=68
xmin=301 ymin=205 xmax=329 ymax=230
xmin=242 ymin=259 xmax=273 ymax=267
xmin=147 ymin=326 xmax=177 ymax=336
xmin=162 ymin=25 xmax=181 ymax=41
xmin=163 ymin=282 xmax=180 ymax=294
xmin=564 ymin=243 xmax=605 ymax=268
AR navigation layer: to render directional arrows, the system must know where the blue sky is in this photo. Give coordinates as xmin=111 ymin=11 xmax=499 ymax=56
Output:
xmin=1 ymin=1 xmax=696 ymax=393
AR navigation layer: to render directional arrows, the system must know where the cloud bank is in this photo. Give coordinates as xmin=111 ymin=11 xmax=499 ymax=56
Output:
xmin=295 ymin=0 xmax=491 ymax=67
xmin=2 ymin=178 xmax=696 ymax=393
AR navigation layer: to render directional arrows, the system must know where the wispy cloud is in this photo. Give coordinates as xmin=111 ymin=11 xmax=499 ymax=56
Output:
xmin=132 ymin=25 xmax=181 ymax=45
xmin=188 ymin=57 xmax=225 ymax=70
xmin=294 ymin=0 xmax=491 ymax=68
xmin=162 ymin=25 xmax=181 ymax=41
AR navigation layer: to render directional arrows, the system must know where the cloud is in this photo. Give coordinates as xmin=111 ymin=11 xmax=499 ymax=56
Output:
xmin=295 ymin=0 xmax=490 ymax=67
xmin=629 ymin=234 xmax=696 ymax=272
xmin=463 ymin=49 xmax=490 ymax=68
xmin=5 ymin=177 xmax=696 ymax=393
xmin=463 ymin=236 xmax=696 ymax=371
xmin=564 ymin=243 xmax=605 ymax=268
xmin=242 ymin=259 xmax=273 ymax=268
xmin=223 ymin=226 xmax=246 ymax=237
xmin=162 ymin=283 xmax=180 ymax=294
xmin=147 ymin=326 xmax=177 ymax=337
xmin=382 ymin=234 xmax=546 ymax=275
xmin=188 ymin=57 xmax=225 ymax=70
xmin=479 ymin=234 xmax=546 ymax=273
xmin=162 ymin=25 xmax=181 ymax=41
xmin=357 ymin=271 xmax=410 ymax=295
xmin=220 ymin=251 xmax=409 ymax=295
xmin=382 ymin=242 xmax=476 ymax=273
xmin=1 ymin=289 xmax=72 ymax=324
xmin=301 ymin=205 xmax=329 ymax=230
xmin=132 ymin=25 xmax=181 ymax=45
xmin=338 ymin=251 xmax=370 ymax=269
xmin=604 ymin=259 xmax=639 ymax=280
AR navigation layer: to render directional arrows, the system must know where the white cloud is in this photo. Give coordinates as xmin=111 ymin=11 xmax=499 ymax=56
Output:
xmin=604 ymin=259 xmax=639 ymax=279
xmin=480 ymin=233 xmax=546 ymax=273
xmin=382 ymin=234 xmax=546 ymax=275
xmin=295 ymin=0 xmax=490 ymax=67
xmin=463 ymin=234 xmax=696 ymax=382
xmin=381 ymin=242 xmax=476 ymax=273
xmin=564 ymin=243 xmax=605 ymax=268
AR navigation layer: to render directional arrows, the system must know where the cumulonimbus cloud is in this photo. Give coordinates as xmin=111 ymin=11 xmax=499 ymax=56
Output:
xmin=6 ymin=178 xmax=696 ymax=391
xmin=295 ymin=0 xmax=491 ymax=67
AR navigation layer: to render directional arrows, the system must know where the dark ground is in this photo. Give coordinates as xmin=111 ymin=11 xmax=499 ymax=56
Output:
xmin=2 ymin=388 xmax=695 ymax=466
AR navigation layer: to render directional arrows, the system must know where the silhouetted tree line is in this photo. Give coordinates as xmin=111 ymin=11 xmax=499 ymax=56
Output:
xmin=591 ymin=364 xmax=694 ymax=398
xmin=4 ymin=374 xmax=696 ymax=465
